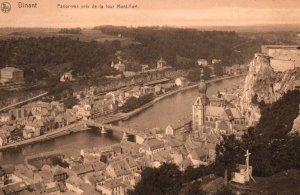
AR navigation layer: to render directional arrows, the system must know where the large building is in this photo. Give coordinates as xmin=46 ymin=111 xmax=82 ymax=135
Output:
xmin=0 ymin=67 xmax=24 ymax=83
xmin=111 ymin=61 xmax=126 ymax=72
xmin=225 ymin=64 xmax=249 ymax=76
xmin=90 ymin=96 xmax=117 ymax=119
xmin=192 ymin=69 xmax=246 ymax=139
xmin=157 ymin=57 xmax=167 ymax=69
xmin=261 ymin=45 xmax=300 ymax=72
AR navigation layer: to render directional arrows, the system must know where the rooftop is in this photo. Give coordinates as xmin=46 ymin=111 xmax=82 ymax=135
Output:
xmin=144 ymin=78 xmax=170 ymax=86
xmin=144 ymin=138 xmax=164 ymax=148
xmin=0 ymin=164 xmax=15 ymax=175
xmin=101 ymin=179 xmax=125 ymax=190
xmin=2 ymin=182 xmax=27 ymax=194
xmin=71 ymin=163 xmax=94 ymax=175
xmin=262 ymin=45 xmax=300 ymax=49
xmin=0 ymin=67 xmax=23 ymax=72
xmin=108 ymin=160 xmax=131 ymax=177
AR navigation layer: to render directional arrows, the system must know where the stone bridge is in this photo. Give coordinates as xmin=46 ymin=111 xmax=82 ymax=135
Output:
xmin=85 ymin=120 xmax=140 ymax=141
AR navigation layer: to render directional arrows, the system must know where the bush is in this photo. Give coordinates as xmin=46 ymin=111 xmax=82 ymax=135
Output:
xmin=129 ymin=163 xmax=182 ymax=195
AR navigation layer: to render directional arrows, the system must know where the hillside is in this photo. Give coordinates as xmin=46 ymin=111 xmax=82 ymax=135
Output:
xmin=95 ymin=26 xmax=300 ymax=67
xmin=0 ymin=26 xmax=299 ymax=78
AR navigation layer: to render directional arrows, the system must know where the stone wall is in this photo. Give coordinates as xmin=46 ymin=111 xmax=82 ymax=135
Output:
xmin=270 ymin=59 xmax=295 ymax=72
xmin=261 ymin=46 xmax=300 ymax=72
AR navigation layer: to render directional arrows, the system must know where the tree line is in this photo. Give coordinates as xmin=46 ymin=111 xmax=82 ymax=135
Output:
xmin=0 ymin=36 xmax=120 ymax=75
xmin=94 ymin=26 xmax=269 ymax=68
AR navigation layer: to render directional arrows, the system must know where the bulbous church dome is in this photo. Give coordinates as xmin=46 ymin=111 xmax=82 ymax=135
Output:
xmin=199 ymin=80 xmax=207 ymax=94
xmin=198 ymin=69 xmax=207 ymax=94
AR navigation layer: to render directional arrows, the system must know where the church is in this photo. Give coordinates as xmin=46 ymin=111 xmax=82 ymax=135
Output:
xmin=192 ymin=69 xmax=246 ymax=139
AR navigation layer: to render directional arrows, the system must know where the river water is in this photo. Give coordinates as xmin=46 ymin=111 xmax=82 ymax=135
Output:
xmin=0 ymin=76 xmax=244 ymax=165
xmin=120 ymin=76 xmax=245 ymax=130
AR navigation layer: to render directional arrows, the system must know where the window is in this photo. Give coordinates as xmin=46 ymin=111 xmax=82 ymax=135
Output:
xmin=205 ymin=117 xmax=208 ymax=121
xmin=210 ymin=117 xmax=213 ymax=122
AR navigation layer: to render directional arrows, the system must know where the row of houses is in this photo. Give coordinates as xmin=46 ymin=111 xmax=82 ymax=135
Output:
xmin=224 ymin=64 xmax=249 ymax=75
xmin=0 ymin=101 xmax=78 ymax=145
xmin=106 ymin=77 xmax=189 ymax=107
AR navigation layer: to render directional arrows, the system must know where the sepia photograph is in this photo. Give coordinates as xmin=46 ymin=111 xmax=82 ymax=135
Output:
xmin=0 ymin=0 xmax=300 ymax=194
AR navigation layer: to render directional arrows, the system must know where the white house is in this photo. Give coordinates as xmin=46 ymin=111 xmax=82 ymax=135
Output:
xmin=197 ymin=59 xmax=208 ymax=66
xmin=60 ymin=71 xmax=74 ymax=82
xmin=23 ymin=121 xmax=42 ymax=139
xmin=0 ymin=113 xmax=10 ymax=123
xmin=112 ymin=61 xmax=126 ymax=72
xmin=175 ymin=77 xmax=189 ymax=87
xmin=73 ymin=104 xmax=91 ymax=120
xmin=212 ymin=59 xmax=222 ymax=64
xmin=157 ymin=57 xmax=167 ymax=69
xmin=165 ymin=125 xmax=175 ymax=136
xmin=0 ymin=133 xmax=8 ymax=146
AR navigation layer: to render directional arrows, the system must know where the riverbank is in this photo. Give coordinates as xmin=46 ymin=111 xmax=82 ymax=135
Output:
xmin=97 ymin=74 xmax=246 ymax=124
xmin=0 ymin=74 xmax=244 ymax=151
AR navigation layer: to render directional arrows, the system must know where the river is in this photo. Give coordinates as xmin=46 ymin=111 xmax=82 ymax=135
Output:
xmin=119 ymin=76 xmax=245 ymax=130
xmin=0 ymin=76 xmax=244 ymax=165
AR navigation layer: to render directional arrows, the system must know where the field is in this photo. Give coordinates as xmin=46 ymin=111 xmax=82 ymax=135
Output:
xmin=0 ymin=27 xmax=138 ymax=46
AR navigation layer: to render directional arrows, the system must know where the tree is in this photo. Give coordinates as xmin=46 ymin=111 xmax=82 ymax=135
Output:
xmin=214 ymin=186 xmax=235 ymax=195
xmin=214 ymin=134 xmax=243 ymax=177
xmin=130 ymin=163 xmax=182 ymax=195
xmin=52 ymin=156 xmax=69 ymax=168
xmin=215 ymin=90 xmax=300 ymax=177
xmin=63 ymin=97 xmax=79 ymax=109
xmin=187 ymin=67 xmax=211 ymax=82
xmin=182 ymin=165 xmax=212 ymax=183
xmin=182 ymin=182 xmax=206 ymax=195
xmin=214 ymin=63 xmax=224 ymax=76
xmin=120 ymin=94 xmax=154 ymax=113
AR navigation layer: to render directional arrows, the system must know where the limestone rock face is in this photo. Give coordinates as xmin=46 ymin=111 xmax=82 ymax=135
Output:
xmin=241 ymin=54 xmax=276 ymax=125
xmin=291 ymin=113 xmax=300 ymax=135
xmin=240 ymin=54 xmax=300 ymax=126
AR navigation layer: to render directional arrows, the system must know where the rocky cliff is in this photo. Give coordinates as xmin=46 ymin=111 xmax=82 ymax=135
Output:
xmin=241 ymin=53 xmax=300 ymax=126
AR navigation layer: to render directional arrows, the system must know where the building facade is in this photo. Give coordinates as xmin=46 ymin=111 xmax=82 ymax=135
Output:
xmin=0 ymin=67 xmax=24 ymax=83
xmin=91 ymin=97 xmax=117 ymax=119
xmin=192 ymin=69 xmax=246 ymax=139
xmin=261 ymin=45 xmax=300 ymax=72
xmin=157 ymin=57 xmax=166 ymax=69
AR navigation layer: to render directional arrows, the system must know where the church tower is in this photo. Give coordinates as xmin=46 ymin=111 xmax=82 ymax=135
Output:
xmin=192 ymin=69 xmax=208 ymax=138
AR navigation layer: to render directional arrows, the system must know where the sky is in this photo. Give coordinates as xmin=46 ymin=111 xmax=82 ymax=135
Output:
xmin=0 ymin=0 xmax=300 ymax=27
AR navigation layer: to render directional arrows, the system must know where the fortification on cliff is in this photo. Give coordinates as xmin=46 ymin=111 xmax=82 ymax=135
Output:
xmin=261 ymin=45 xmax=300 ymax=72
xmin=241 ymin=45 xmax=300 ymax=126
